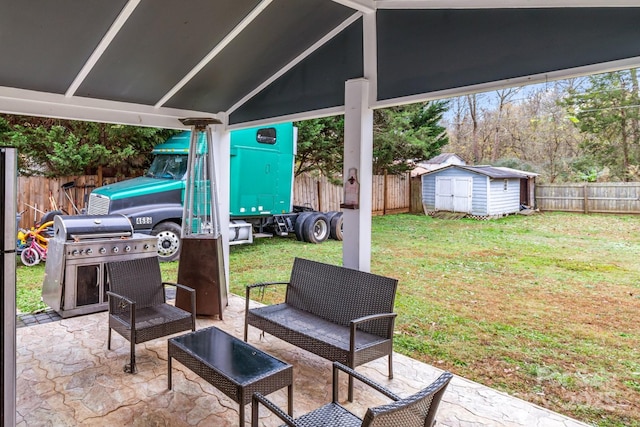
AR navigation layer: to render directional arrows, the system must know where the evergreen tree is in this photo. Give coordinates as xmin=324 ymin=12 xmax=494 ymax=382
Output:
xmin=0 ymin=114 xmax=178 ymax=177
xmin=294 ymin=100 xmax=449 ymax=177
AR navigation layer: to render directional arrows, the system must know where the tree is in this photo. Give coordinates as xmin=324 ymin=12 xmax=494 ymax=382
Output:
xmin=562 ymin=69 xmax=640 ymax=181
xmin=372 ymin=101 xmax=449 ymax=174
xmin=0 ymin=115 xmax=178 ymax=177
xmin=295 ymin=100 xmax=449 ymax=177
xmin=444 ymin=79 xmax=587 ymax=183
xmin=294 ymin=116 xmax=344 ymax=181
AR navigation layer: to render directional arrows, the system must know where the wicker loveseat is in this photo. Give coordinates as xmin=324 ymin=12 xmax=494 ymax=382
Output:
xmin=244 ymin=257 xmax=398 ymax=401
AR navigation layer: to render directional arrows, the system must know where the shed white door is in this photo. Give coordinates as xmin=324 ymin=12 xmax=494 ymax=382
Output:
xmin=435 ymin=176 xmax=472 ymax=213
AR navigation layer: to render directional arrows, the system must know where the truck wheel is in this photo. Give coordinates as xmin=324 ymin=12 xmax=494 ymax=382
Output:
xmin=293 ymin=212 xmax=312 ymax=242
xmin=152 ymin=222 xmax=181 ymax=262
xmin=302 ymin=213 xmax=330 ymax=244
xmin=329 ymin=212 xmax=343 ymax=241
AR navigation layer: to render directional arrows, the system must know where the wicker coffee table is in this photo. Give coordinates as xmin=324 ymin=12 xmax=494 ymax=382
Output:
xmin=168 ymin=326 xmax=293 ymax=426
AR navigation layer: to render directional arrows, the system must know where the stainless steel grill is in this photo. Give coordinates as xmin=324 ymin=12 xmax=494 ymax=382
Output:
xmin=42 ymin=214 xmax=158 ymax=318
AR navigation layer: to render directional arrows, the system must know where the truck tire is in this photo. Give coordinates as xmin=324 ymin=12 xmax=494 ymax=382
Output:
xmin=329 ymin=212 xmax=343 ymax=241
xmin=293 ymin=212 xmax=313 ymax=242
xmin=301 ymin=212 xmax=330 ymax=244
xmin=152 ymin=221 xmax=181 ymax=262
xmin=325 ymin=211 xmax=339 ymax=224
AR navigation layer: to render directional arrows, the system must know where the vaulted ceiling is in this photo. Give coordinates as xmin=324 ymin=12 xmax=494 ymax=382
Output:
xmin=1 ymin=1 xmax=640 ymax=129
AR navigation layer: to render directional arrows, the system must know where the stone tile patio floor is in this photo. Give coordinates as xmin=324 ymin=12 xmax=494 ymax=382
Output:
xmin=16 ymin=294 xmax=592 ymax=427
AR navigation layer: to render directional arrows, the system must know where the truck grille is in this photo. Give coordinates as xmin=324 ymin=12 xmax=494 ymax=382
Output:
xmin=87 ymin=193 xmax=110 ymax=215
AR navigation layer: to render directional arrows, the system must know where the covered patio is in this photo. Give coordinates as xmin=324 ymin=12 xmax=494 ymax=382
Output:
xmin=5 ymin=2 xmax=640 ymax=425
xmin=16 ymin=294 xmax=589 ymax=427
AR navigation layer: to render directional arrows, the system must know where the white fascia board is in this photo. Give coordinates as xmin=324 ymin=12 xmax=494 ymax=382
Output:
xmin=227 ymin=106 xmax=345 ymax=131
xmin=376 ymin=0 xmax=640 ymax=8
xmin=372 ymin=56 xmax=640 ymax=109
xmin=331 ymin=0 xmax=376 ymax=12
xmin=0 ymin=86 xmax=215 ymax=129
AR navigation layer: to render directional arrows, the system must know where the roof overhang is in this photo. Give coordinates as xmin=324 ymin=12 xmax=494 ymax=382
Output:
xmin=2 ymin=1 xmax=640 ymax=129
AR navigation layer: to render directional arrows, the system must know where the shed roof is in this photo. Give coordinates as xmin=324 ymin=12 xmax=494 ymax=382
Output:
xmin=420 ymin=164 xmax=533 ymax=179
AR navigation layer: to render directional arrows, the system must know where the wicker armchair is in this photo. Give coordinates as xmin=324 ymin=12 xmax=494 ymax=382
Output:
xmin=106 ymin=256 xmax=196 ymax=373
xmin=252 ymin=362 xmax=452 ymax=427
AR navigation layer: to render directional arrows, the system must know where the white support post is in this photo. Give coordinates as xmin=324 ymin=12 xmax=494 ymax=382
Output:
xmin=212 ymin=113 xmax=230 ymax=292
xmin=343 ymin=78 xmax=373 ymax=272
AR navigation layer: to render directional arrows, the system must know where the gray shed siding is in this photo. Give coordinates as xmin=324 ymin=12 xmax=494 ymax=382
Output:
xmin=487 ymin=177 xmax=521 ymax=215
xmin=422 ymin=167 xmax=521 ymax=216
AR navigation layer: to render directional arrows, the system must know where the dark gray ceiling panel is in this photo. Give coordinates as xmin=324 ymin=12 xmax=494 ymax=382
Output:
xmin=377 ymin=8 xmax=640 ymax=101
xmin=166 ymin=0 xmax=353 ymax=113
xmin=76 ymin=0 xmax=259 ymax=104
xmin=0 ymin=0 xmax=127 ymax=94
xmin=229 ymin=19 xmax=363 ymax=125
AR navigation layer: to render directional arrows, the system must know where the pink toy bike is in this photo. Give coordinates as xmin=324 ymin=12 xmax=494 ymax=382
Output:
xmin=19 ymin=229 xmax=49 ymax=266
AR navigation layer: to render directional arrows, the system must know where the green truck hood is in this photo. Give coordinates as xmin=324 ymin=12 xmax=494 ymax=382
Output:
xmin=92 ymin=177 xmax=184 ymax=200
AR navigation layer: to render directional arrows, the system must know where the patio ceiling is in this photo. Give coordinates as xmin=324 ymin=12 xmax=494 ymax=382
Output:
xmin=1 ymin=1 xmax=640 ymax=129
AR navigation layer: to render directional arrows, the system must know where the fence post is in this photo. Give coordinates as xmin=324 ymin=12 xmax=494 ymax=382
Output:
xmin=383 ymin=169 xmax=388 ymax=215
xmin=407 ymin=172 xmax=411 ymax=212
xmin=583 ymin=183 xmax=589 ymax=214
xmin=316 ymin=179 xmax=322 ymax=212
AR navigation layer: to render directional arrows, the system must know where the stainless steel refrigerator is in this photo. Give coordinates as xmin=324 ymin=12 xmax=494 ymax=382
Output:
xmin=1 ymin=146 xmax=17 ymax=426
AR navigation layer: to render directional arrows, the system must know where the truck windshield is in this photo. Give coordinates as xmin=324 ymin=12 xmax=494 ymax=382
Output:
xmin=146 ymin=154 xmax=187 ymax=180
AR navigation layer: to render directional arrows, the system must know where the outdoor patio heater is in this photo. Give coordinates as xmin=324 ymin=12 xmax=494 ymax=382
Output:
xmin=175 ymin=118 xmax=228 ymax=319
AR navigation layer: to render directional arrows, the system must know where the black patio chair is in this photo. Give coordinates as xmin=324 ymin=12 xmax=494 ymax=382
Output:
xmin=106 ymin=256 xmax=196 ymax=373
xmin=252 ymin=362 xmax=452 ymax=427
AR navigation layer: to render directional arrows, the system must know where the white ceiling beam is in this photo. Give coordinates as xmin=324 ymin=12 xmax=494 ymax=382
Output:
xmin=227 ymin=106 xmax=345 ymax=131
xmin=372 ymin=56 xmax=640 ymax=109
xmin=155 ymin=0 xmax=273 ymax=108
xmin=0 ymin=86 xmax=214 ymax=129
xmin=227 ymin=12 xmax=363 ymax=116
xmin=65 ymin=0 xmax=141 ymax=97
xmin=376 ymin=0 xmax=640 ymax=8
xmin=331 ymin=0 xmax=376 ymax=13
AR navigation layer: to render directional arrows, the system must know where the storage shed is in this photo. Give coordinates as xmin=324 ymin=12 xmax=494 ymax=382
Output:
xmin=421 ymin=165 xmax=536 ymax=219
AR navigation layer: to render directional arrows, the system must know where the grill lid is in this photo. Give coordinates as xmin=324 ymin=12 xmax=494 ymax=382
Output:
xmin=53 ymin=214 xmax=134 ymax=241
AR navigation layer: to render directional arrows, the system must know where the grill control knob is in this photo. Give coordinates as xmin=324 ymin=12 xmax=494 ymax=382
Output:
xmin=124 ymin=245 xmax=131 ymax=252
xmin=85 ymin=248 xmax=93 ymax=255
xmin=72 ymin=250 xmax=79 ymax=256
xmin=112 ymin=247 xmax=119 ymax=253
xmin=143 ymin=244 xmax=149 ymax=250
xmin=99 ymin=247 xmax=106 ymax=254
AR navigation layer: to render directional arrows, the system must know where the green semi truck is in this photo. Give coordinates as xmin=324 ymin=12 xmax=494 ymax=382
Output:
xmin=86 ymin=123 xmax=343 ymax=261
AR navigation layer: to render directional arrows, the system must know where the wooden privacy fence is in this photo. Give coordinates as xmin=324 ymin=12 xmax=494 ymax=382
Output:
xmin=293 ymin=172 xmax=418 ymax=215
xmin=17 ymin=175 xmax=119 ymax=229
xmin=536 ymin=182 xmax=640 ymax=214
xmin=17 ymin=172 xmax=422 ymax=229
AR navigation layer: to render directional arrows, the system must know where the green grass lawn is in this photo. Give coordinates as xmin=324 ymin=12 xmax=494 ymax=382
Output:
xmin=16 ymin=212 xmax=640 ymax=427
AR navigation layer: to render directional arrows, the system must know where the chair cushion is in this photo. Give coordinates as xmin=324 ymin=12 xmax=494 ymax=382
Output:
xmin=250 ymin=304 xmax=386 ymax=351
xmin=112 ymin=304 xmax=192 ymax=332
xmin=289 ymin=402 xmax=362 ymax=427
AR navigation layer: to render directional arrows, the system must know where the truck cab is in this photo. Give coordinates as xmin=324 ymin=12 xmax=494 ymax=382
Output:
xmin=87 ymin=123 xmax=298 ymax=261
